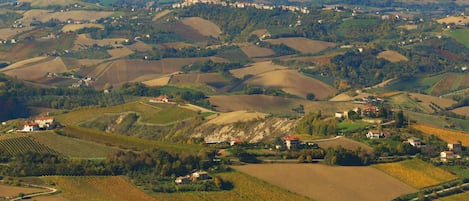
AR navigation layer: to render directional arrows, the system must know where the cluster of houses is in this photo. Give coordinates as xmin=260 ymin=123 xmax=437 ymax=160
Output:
xmin=175 ymin=170 xmax=211 ymax=184
xmin=172 ymin=0 xmax=310 ymax=14
xmin=21 ymin=117 xmax=57 ymax=132
xmin=440 ymin=142 xmax=463 ymax=162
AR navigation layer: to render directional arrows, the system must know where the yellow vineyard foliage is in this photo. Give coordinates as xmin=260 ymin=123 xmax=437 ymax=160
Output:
xmin=374 ymin=159 xmax=457 ymax=189
xmin=412 ymin=124 xmax=469 ymax=146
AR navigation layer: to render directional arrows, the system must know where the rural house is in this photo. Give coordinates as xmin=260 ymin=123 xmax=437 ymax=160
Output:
xmin=283 ymin=135 xmax=300 ymax=150
xmin=407 ymin=137 xmax=423 ymax=147
xmin=34 ymin=117 xmax=56 ymax=129
xmin=366 ymin=130 xmax=383 ymax=139
xmin=175 ymin=175 xmax=191 ymax=184
xmin=149 ymin=95 xmax=170 ymax=103
xmin=192 ymin=171 xmax=211 ymax=181
xmin=440 ymin=151 xmax=457 ymax=162
xmin=448 ymin=142 xmax=462 ymax=154
xmin=22 ymin=121 xmax=39 ymax=132
xmin=230 ymin=138 xmax=244 ymax=146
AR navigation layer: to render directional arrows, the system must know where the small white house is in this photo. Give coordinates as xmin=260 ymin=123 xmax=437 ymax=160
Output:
xmin=366 ymin=130 xmax=382 ymax=139
xmin=440 ymin=151 xmax=455 ymax=162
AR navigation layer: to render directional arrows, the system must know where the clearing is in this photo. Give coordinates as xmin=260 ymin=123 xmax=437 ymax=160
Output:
xmin=233 ymin=163 xmax=416 ymax=201
xmin=265 ymin=37 xmax=336 ymax=53
xmin=377 ymin=50 xmax=408 ymax=63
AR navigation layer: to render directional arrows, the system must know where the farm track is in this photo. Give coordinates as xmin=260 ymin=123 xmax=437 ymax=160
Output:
xmin=10 ymin=184 xmax=58 ymax=201
xmin=410 ymin=182 xmax=469 ymax=201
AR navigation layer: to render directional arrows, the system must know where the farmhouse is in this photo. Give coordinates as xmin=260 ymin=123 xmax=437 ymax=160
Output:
xmin=149 ymin=95 xmax=170 ymax=103
xmin=34 ymin=117 xmax=56 ymax=129
xmin=283 ymin=135 xmax=300 ymax=150
xmin=230 ymin=138 xmax=244 ymax=146
xmin=407 ymin=137 xmax=423 ymax=147
xmin=22 ymin=121 xmax=39 ymax=132
xmin=448 ymin=142 xmax=462 ymax=154
xmin=440 ymin=151 xmax=456 ymax=162
xmin=366 ymin=130 xmax=383 ymax=139
xmin=192 ymin=171 xmax=211 ymax=181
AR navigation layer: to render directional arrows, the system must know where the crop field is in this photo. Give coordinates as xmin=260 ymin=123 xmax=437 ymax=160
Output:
xmin=181 ymin=17 xmax=221 ymax=37
xmin=376 ymin=50 xmax=408 ymax=63
xmin=30 ymin=131 xmax=117 ymax=158
xmin=169 ymin=73 xmax=229 ymax=86
xmin=230 ymin=61 xmax=287 ymax=79
xmin=0 ymin=56 xmax=49 ymax=72
xmin=209 ymin=94 xmax=361 ymax=116
xmin=167 ymin=21 xmax=210 ymax=42
xmin=240 ymin=45 xmax=275 ymax=58
xmin=452 ymin=106 xmax=469 ymax=117
xmin=106 ymin=46 xmax=134 ymax=59
xmin=142 ymin=76 xmax=171 ymax=86
xmin=386 ymin=74 xmax=447 ymax=94
xmin=20 ymin=10 xmax=113 ymax=24
xmin=438 ymin=16 xmax=469 ymax=24
xmin=59 ymin=125 xmax=201 ymax=153
xmin=233 ymin=164 xmax=416 ymax=201
xmin=407 ymin=111 xmax=469 ymax=131
xmin=0 ymin=26 xmax=34 ymax=40
xmin=373 ymin=159 xmax=457 ymax=188
xmin=430 ymin=73 xmax=459 ymax=95
xmin=153 ymin=171 xmax=312 ymax=201
xmin=127 ymin=41 xmax=153 ymax=52
xmin=90 ymin=58 xmax=215 ymax=88
xmin=204 ymin=110 xmax=267 ymax=125
xmin=139 ymin=105 xmax=198 ymax=125
xmin=2 ymin=57 xmax=67 ymax=80
xmin=314 ymin=136 xmax=374 ymax=153
xmin=74 ymin=34 xmax=127 ymax=50
xmin=460 ymin=74 xmax=469 ymax=88
xmin=265 ymin=37 xmax=336 ymax=53
xmin=62 ymin=23 xmax=104 ymax=32
xmin=0 ymin=184 xmax=45 ymax=199
xmin=152 ymin=9 xmax=172 ymax=21
xmin=244 ymin=69 xmax=337 ymax=100
xmin=43 ymin=176 xmax=155 ymax=201
xmin=19 ymin=0 xmax=96 ymax=7
xmin=409 ymin=93 xmax=457 ymax=112
xmin=412 ymin=124 xmax=469 ymax=146
xmin=0 ymin=136 xmax=59 ymax=156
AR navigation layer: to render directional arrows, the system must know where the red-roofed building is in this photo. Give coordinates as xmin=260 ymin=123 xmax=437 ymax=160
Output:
xmin=230 ymin=139 xmax=244 ymax=146
xmin=440 ymin=151 xmax=455 ymax=162
xmin=282 ymin=135 xmax=300 ymax=150
xmin=34 ymin=117 xmax=56 ymax=129
xmin=22 ymin=121 xmax=39 ymax=132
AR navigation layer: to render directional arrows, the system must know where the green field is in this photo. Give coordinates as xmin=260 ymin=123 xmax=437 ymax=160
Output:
xmin=30 ymin=131 xmax=117 ymax=159
xmin=385 ymin=74 xmax=447 ymax=94
xmin=445 ymin=29 xmax=469 ymax=48
xmin=60 ymin=125 xmax=201 ymax=153
xmin=406 ymin=111 xmax=469 ymax=132
xmin=337 ymin=121 xmax=370 ymax=133
xmin=56 ymin=101 xmax=197 ymax=125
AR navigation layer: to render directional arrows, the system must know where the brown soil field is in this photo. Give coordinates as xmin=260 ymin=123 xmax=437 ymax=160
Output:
xmin=106 ymin=46 xmax=134 ymax=58
xmin=167 ymin=21 xmax=208 ymax=42
xmin=409 ymin=93 xmax=457 ymax=112
xmin=244 ymin=69 xmax=337 ymax=100
xmin=159 ymin=42 xmax=193 ymax=49
xmin=74 ymin=34 xmax=127 ymax=50
xmin=0 ymin=184 xmax=45 ymax=199
xmin=452 ymin=106 xmax=469 ymax=116
xmin=0 ymin=26 xmax=34 ymax=39
xmin=314 ymin=136 xmax=373 ymax=153
xmin=233 ymin=164 xmax=416 ymax=201
xmin=152 ymin=9 xmax=172 ymax=21
xmin=62 ymin=23 xmax=104 ymax=32
xmin=170 ymin=72 xmax=228 ymax=85
xmin=430 ymin=74 xmax=458 ymax=95
xmin=459 ymin=75 xmax=469 ymax=88
xmin=75 ymin=59 xmax=104 ymax=67
xmin=329 ymin=93 xmax=354 ymax=101
xmin=20 ymin=10 xmax=113 ymax=24
xmin=2 ymin=57 xmax=67 ymax=80
xmin=266 ymin=37 xmax=336 ymax=53
xmin=126 ymin=41 xmax=153 ymax=52
xmin=230 ymin=61 xmax=287 ymax=79
xmin=0 ymin=56 xmax=49 ymax=72
xmin=91 ymin=58 xmax=215 ymax=89
xmin=142 ymin=76 xmax=171 ymax=87
xmin=19 ymin=0 xmax=94 ymax=7
xmin=398 ymin=25 xmax=418 ymax=30
xmin=287 ymin=53 xmax=338 ymax=66
xmin=209 ymin=95 xmax=361 ymax=115
xmin=240 ymin=45 xmax=275 ymax=58
xmin=28 ymin=195 xmax=70 ymax=201
xmin=181 ymin=17 xmax=221 ymax=37
xmin=205 ymin=110 xmax=267 ymax=125
xmin=437 ymin=16 xmax=469 ymax=24
xmin=377 ymin=50 xmax=408 ymax=63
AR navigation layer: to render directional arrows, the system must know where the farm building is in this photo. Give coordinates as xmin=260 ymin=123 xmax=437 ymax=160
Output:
xmin=175 ymin=175 xmax=191 ymax=184
xmin=34 ymin=117 xmax=56 ymax=129
xmin=440 ymin=151 xmax=456 ymax=162
xmin=448 ymin=142 xmax=462 ymax=154
xmin=192 ymin=171 xmax=211 ymax=180
xmin=407 ymin=137 xmax=423 ymax=147
xmin=22 ymin=121 xmax=39 ymax=132
xmin=283 ymin=135 xmax=300 ymax=150
xmin=366 ymin=130 xmax=383 ymax=139
xmin=230 ymin=139 xmax=244 ymax=146
xmin=149 ymin=95 xmax=170 ymax=103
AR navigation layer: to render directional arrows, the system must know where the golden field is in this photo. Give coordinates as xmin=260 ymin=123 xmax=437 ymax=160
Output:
xmin=412 ymin=124 xmax=469 ymax=145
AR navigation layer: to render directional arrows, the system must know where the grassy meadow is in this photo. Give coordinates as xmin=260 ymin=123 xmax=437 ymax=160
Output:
xmin=445 ymin=28 xmax=469 ymax=48
xmin=373 ymin=159 xmax=458 ymax=188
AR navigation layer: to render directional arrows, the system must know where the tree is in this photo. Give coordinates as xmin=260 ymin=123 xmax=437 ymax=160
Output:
xmin=306 ymin=93 xmax=315 ymax=100
xmin=395 ymin=110 xmax=405 ymax=128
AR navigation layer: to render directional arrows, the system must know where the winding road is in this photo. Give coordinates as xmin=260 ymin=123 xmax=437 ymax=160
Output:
xmin=10 ymin=184 xmax=58 ymax=201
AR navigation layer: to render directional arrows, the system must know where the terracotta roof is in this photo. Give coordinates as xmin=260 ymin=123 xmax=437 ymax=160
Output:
xmin=35 ymin=117 xmax=54 ymax=121
xmin=283 ymin=135 xmax=299 ymax=141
